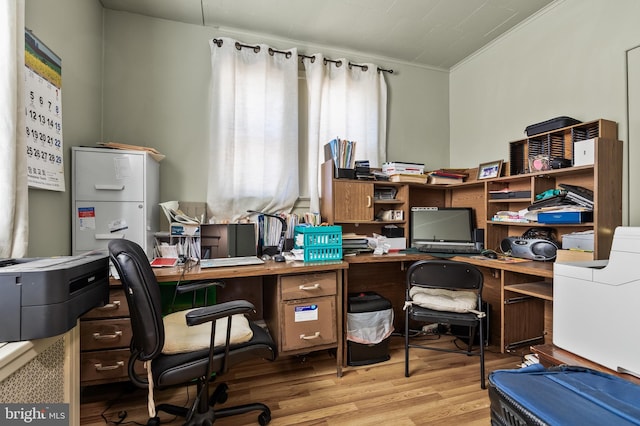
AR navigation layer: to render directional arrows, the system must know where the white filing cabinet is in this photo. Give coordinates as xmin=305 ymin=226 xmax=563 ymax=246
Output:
xmin=72 ymin=147 xmax=160 ymax=258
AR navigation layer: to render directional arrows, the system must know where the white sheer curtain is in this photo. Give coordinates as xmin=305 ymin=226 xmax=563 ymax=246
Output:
xmin=305 ymin=55 xmax=387 ymax=212
xmin=206 ymin=37 xmax=298 ymax=222
xmin=0 ymin=0 xmax=28 ymax=258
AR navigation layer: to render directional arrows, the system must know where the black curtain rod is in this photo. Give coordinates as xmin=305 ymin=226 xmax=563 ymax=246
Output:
xmin=213 ymin=38 xmax=394 ymax=74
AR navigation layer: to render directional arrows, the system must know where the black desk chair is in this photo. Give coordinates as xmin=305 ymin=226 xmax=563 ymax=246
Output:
xmin=108 ymin=239 xmax=277 ymax=425
xmin=404 ymin=260 xmax=486 ymax=389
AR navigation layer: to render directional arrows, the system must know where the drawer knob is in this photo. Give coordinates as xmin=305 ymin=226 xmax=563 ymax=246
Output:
xmin=298 ymin=283 xmax=320 ymax=291
xmin=300 ymin=331 xmax=320 ymax=340
xmin=97 ymin=300 xmax=121 ymax=311
xmin=92 ymin=330 xmax=123 ymax=340
xmin=94 ymin=361 xmax=124 ymax=371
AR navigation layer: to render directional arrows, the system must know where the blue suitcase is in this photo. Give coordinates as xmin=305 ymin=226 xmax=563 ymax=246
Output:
xmin=489 ymin=364 xmax=640 ymax=426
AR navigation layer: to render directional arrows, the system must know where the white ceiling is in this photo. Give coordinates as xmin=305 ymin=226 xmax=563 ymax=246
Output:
xmin=100 ymin=0 xmax=554 ymax=69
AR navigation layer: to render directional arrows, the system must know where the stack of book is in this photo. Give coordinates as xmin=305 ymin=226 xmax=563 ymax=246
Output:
xmin=559 ymin=184 xmax=594 ymax=209
xmin=382 ymin=161 xmax=425 ymax=175
xmin=388 ymin=173 xmax=428 ymax=183
xmin=427 ymin=169 xmax=469 ymax=184
xmin=342 ymin=233 xmax=371 ymax=254
xmin=382 ymin=161 xmax=427 ymax=183
xmin=491 ymin=210 xmax=529 ymax=223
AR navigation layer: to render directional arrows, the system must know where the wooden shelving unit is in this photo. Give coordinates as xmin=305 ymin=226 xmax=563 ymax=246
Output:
xmin=320 ymin=119 xmax=622 ymax=352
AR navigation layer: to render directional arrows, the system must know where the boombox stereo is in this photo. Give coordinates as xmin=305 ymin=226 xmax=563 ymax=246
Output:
xmin=500 ymin=237 xmax=558 ymax=261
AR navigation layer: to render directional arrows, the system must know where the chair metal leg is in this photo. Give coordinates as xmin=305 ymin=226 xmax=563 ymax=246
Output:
xmin=404 ymin=308 xmax=410 ymax=377
xmin=479 ymin=319 xmax=486 ymax=389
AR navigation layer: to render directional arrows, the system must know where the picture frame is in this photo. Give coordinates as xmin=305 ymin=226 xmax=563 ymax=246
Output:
xmin=477 ymin=160 xmax=503 ymax=180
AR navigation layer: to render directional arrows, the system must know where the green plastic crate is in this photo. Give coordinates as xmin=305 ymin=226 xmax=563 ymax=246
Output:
xmin=294 ymin=225 xmax=343 ymax=261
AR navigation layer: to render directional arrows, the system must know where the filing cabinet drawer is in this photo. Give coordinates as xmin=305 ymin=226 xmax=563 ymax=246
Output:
xmin=82 ymin=288 xmax=129 ymax=319
xmin=73 ymin=149 xmax=146 ymax=201
xmin=80 ymin=348 xmax=145 ymax=385
xmin=73 ymin=201 xmax=145 ymax=253
xmin=80 ymin=318 xmax=132 ymax=351
xmin=281 ymin=296 xmax=337 ymax=351
xmin=280 ymin=272 xmax=336 ymax=301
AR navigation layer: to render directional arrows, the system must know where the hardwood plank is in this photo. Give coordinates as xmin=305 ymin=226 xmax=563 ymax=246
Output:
xmin=80 ymin=337 xmax=520 ymax=425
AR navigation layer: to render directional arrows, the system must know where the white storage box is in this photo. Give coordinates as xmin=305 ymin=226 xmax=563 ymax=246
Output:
xmin=573 ymin=138 xmax=595 ymax=166
xmin=561 ymin=231 xmax=594 ymax=251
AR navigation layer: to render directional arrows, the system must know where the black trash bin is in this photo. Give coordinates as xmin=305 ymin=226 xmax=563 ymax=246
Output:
xmin=347 ymin=292 xmax=394 ymax=366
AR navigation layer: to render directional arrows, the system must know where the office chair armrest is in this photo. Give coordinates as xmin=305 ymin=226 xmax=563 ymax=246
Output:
xmin=185 ymin=300 xmax=255 ymax=326
xmin=175 ymin=279 xmax=225 ymax=294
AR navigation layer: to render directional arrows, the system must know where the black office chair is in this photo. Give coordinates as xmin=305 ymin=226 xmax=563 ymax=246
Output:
xmin=108 ymin=239 xmax=277 ymax=425
xmin=404 ymin=260 xmax=486 ymax=389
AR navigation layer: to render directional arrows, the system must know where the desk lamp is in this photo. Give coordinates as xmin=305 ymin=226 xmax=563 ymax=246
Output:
xmin=247 ymin=210 xmax=287 ymax=262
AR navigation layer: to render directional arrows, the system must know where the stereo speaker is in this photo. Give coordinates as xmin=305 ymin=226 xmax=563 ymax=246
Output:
xmin=473 ymin=228 xmax=485 ymax=251
xmin=500 ymin=237 xmax=558 ymax=261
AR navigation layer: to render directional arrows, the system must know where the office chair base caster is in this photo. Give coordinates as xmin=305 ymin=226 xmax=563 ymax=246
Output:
xmin=183 ymin=404 xmax=271 ymax=426
xmin=210 ymin=383 xmax=229 ymax=405
xmin=258 ymin=410 xmax=271 ymax=425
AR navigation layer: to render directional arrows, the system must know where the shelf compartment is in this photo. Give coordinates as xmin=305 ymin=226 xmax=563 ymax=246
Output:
xmin=505 ymin=281 xmax=553 ymax=301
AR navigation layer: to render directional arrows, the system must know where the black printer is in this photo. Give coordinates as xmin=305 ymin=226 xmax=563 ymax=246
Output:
xmin=0 ymin=254 xmax=109 ymax=342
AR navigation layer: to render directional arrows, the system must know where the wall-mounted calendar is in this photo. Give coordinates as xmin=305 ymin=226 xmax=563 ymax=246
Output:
xmin=24 ymin=30 xmax=64 ymax=191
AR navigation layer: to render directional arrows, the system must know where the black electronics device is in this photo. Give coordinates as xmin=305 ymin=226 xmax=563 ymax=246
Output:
xmin=550 ymin=158 xmax=572 ymax=169
xmin=473 ymin=228 xmax=485 ymax=251
xmin=410 ymin=207 xmax=476 ymax=250
xmin=0 ymin=254 xmax=109 ymax=341
xmin=482 ymin=249 xmax=498 ymax=259
xmin=525 ymin=116 xmax=581 ymax=136
xmin=500 ymin=237 xmax=558 ymax=261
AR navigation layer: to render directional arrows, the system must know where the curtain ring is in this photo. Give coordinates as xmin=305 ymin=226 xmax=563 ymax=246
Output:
xmin=336 ymin=60 xmax=342 ymax=68
xmin=268 ymin=47 xmax=275 ymax=56
xmin=212 ymin=38 xmax=223 ymax=47
xmin=235 ymin=41 xmax=261 ymax=53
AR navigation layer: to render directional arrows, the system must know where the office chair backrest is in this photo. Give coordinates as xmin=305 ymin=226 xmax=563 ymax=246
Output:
xmin=109 ymin=239 xmax=165 ymax=361
xmin=407 ymin=260 xmax=483 ymax=292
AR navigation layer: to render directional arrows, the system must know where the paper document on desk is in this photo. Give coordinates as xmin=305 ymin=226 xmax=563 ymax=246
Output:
xmin=160 ymin=201 xmax=203 ymax=225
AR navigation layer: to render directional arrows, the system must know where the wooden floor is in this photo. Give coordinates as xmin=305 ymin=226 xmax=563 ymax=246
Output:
xmin=80 ymin=336 xmax=522 ymax=425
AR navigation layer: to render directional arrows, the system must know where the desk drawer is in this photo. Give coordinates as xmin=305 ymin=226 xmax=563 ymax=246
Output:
xmin=82 ymin=288 xmax=129 ymax=319
xmin=80 ymin=348 xmax=145 ymax=385
xmin=281 ymin=296 xmax=336 ymax=351
xmin=80 ymin=318 xmax=132 ymax=351
xmin=280 ymin=272 xmax=336 ymax=301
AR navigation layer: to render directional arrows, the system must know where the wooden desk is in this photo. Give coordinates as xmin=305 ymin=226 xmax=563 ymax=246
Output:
xmin=155 ymin=260 xmax=349 ymax=376
xmin=532 ymin=344 xmax=640 ymax=385
xmin=344 ymin=253 xmax=553 ymax=356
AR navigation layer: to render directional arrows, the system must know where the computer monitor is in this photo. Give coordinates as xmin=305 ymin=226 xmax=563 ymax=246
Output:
xmin=410 ymin=207 xmax=475 ymax=247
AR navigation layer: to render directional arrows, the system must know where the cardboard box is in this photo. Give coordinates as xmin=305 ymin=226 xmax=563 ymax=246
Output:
xmin=573 ymin=138 xmax=595 ymax=166
xmin=555 ymin=249 xmax=594 ymax=263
